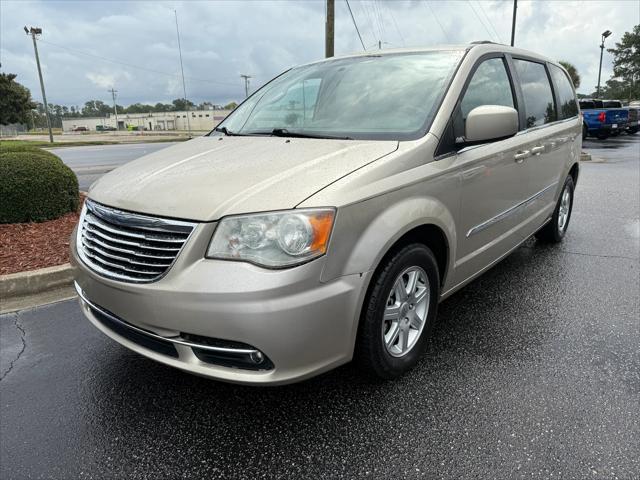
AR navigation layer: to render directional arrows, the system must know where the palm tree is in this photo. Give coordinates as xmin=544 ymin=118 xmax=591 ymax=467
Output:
xmin=559 ymin=61 xmax=581 ymax=89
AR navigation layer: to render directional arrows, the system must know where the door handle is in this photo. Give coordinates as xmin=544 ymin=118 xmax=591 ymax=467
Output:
xmin=531 ymin=146 xmax=545 ymax=156
xmin=514 ymin=150 xmax=530 ymax=163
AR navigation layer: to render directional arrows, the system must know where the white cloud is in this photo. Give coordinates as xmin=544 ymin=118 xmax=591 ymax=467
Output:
xmin=1 ymin=0 xmax=638 ymax=106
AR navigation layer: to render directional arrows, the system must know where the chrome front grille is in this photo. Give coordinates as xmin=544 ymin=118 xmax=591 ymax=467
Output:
xmin=77 ymin=199 xmax=196 ymax=283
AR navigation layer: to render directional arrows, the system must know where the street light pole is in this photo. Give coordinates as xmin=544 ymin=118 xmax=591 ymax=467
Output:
xmin=596 ymin=30 xmax=612 ymax=99
xmin=25 ymin=26 xmax=53 ymax=143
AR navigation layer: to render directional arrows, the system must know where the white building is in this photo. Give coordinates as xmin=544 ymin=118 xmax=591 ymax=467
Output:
xmin=62 ymin=109 xmax=231 ymax=132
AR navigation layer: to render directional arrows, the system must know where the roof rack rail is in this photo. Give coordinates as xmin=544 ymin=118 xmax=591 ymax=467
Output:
xmin=470 ymin=40 xmax=498 ymax=45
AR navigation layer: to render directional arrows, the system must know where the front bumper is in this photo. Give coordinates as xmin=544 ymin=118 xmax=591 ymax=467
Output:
xmin=72 ymin=229 xmax=369 ymax=385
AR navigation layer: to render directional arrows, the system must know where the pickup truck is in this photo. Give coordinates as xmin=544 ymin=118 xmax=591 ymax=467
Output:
xmin=579 ymin=99 xmax=628 ymax=139
xmin=626 ymin=104 xmax=639 ymax=134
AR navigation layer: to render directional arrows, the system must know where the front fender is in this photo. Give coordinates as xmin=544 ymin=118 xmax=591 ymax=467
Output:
xmin=321 ymin=192 xmax=458 ymax=291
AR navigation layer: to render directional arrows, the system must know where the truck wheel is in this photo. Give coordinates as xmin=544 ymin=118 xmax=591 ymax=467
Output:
xmin=355 ymin=243 xmax=439 ymax=380
xmin=582 ymin=124 xmax=588 ymax=140
xmin=535 ymin=175 xmax=574 ymax=244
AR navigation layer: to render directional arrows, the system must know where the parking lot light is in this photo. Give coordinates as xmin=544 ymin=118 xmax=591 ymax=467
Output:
xmin=596 ymin=30 xmax=612 ymax=99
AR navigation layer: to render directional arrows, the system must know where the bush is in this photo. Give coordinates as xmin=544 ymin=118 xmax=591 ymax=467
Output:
xmin=0 ymin=149 xmax=79 ymax=223
xmin=0 ymin=143 xmax=62 ymax=162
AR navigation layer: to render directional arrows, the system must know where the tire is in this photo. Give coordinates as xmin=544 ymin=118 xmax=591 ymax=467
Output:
xmin=355 ymin=243 xmax=440 ymax=380
xmin=535 ymin=175 xmax=575 ymax=243
xmin=582 ymin=124 xmax=588 ymax=140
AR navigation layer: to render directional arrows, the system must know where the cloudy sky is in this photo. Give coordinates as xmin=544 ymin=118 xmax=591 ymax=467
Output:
xmin=1 ymin=0 xmax=638 ymax=108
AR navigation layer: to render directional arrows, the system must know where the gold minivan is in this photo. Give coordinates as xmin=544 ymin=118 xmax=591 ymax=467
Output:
xmin=72 ymin=43 xmax=581 ymax=384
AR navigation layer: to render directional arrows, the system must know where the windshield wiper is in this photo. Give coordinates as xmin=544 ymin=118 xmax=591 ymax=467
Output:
xmin=269 ymin=128 xmax=353 ymax=140
xmin=214 ymin=126 xmax=242 ymax=136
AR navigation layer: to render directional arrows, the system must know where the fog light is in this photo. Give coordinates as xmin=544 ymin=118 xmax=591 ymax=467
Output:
xmin=250 ymin=351 xmax=264 ymax=364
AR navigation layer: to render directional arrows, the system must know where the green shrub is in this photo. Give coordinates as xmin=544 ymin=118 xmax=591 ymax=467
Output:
xmin=0 ymin=143 xmax=61 ymax=162
xmin=0 ymin=149 xmax=79 ymax=223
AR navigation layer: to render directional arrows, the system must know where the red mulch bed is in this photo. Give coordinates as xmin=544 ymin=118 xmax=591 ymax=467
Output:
xmin=0 ymin=195 xmax=85 ymax=276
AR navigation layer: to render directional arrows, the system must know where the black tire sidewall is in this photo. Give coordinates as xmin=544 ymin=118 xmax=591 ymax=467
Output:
xmin=357 ymin=244 xmax=440 ymax=379
xmin=551 ymin=176 xmax=575 ymax=241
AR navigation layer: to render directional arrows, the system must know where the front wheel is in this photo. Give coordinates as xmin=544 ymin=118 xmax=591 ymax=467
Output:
xmin=355 ymin=244 xmax=440 ymax=380
xmin=535 ymin=175 xmax=574 ymax=243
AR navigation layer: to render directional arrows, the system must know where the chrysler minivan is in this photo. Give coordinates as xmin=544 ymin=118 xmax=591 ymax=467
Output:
xmin=72 ymin=42 xmax=581 ymax=385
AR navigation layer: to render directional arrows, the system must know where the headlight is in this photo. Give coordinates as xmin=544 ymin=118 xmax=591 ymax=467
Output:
xmin=206 ymin=208 xmax=336 ymax=268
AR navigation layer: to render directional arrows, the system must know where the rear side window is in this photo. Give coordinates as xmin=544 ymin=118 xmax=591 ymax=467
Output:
xmin=513 ymin=59 xmax=557 ymax=127
xmin=603 ymin=100 xmax=622 ymax=108
xmin=549 ymin=64 xmax=578 ymax=119
xmin=460 ymin=57 xmax=515 ymax=119
xmin=579 ymin=101 xmax=595 ymax=110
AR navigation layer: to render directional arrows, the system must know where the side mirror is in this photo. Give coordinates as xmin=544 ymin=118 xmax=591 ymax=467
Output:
xmin=465 ymin=105 xmax=518 ymax=143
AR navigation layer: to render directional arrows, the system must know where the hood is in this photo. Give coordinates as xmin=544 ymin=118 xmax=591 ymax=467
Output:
xmin=89 ymin=136 xmax=398 ymax=221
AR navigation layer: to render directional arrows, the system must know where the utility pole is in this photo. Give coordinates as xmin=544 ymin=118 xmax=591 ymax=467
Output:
xmin=510 ymin=0 xmax=517 ymax=47
xmin=325 ymin=0 xmax=334 ymax=58
xmin=240 ymin=74 xmax=252 ymax=98
xmin=108 ymin=88 xmax=119 ymax=131
xmin=24 ymin=26 xmax=53 ymax=143
xmin=174 ymin=9 xmax=191 ymax=138
xmin=596 ymin=30 xmax=612 ymax=99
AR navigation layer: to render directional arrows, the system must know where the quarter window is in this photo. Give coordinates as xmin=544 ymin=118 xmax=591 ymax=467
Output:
xmin=549 ymin=64 xmax=578 ymax=119
xmin=513 ymin=59 xmax=557 ymax=127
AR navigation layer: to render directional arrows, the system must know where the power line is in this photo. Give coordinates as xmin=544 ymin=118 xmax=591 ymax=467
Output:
xmin=37 ymin=38 xmax=243 ymax=88
xmin=345 ymin=0 xmax=366 ymax=50
xmin=359 ymin=1 xmax=377 ymax=46
xmin=423 ymin=1 xmax=449 ymax=42
xmin=386 ymin=3 xmax=406 ymax=47
xmin=466 ymin=0 xmax=495 ymax=42
xmin=476 ymin=0 xmax=503 ymax=43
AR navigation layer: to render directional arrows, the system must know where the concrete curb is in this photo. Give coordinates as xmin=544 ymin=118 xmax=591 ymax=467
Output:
xmin=1 ymin=264 xmax=75 ymax=299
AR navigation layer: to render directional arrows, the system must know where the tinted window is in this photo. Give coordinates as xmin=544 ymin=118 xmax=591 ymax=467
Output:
xmin=549 ymin=64 xmax=578 ymax=119
xmin=603 ymin=100 xmax=622 ymax=108
xmin=579 ymin=100 xmax=595 ymax=110
xmin=593 ymin=100 xmax=603 ymax=108
xmin=460 ymin=57 xmax=515 ymax=119
xmin=513 ymin=59 xmax=556 ymax=127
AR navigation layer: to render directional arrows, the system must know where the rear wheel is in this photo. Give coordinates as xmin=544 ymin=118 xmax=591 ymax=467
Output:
xmin=535 ymin=175 xmax=574 ymax=243
xmin=582 ymin=124 xmax=588 ymax=140
xmin=355 ymin=243 xmax=439 ymax=380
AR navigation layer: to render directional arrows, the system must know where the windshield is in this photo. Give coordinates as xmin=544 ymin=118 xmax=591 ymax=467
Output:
xmin=215 ymin=51 xmax=465 ymax=141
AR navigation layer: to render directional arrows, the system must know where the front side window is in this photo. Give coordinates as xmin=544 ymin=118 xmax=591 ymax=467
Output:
xmin=513 ymin=59 xmax=557 ymax=128
xmin=215 ymin=51 xmax=465 ymax=141
xmin=549 ymin=64 xmax=578 ymax=119
xmin=460 ymin=57 xmax=515 ymax=119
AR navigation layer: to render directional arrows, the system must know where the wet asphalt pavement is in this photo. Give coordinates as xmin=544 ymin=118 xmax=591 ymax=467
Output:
xmin=1 ymin=135 xmax=639 ymax=479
